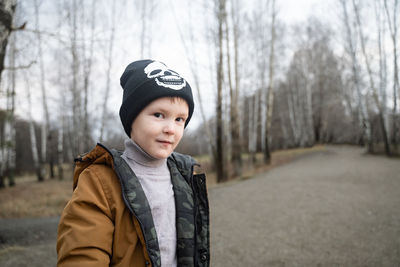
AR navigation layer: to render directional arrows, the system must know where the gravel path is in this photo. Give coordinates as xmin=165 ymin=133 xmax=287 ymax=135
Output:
xmin=209 ymin=146 xmax=400 ymax=266
xmin=1 ymin=145 xmax=399 ymax=266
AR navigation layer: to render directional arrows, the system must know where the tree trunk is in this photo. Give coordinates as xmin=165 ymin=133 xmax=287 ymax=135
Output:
xmin=25 ymin=71 xmax=44 ymax=182
xmin=0 ymin=0 xmax=16 ymax=189
xmin=100 ymin=0 xmax=117 ymax=143
xmin=249 ymin=94 xmax=258 ymax=166
xmin=70 ymin=0 xmax=82 ymax=157
xmin=0 ymin=0 xmax=16 ymax=86
xmin=383 ymin=0 xmax=399 ymax=148
xmin=341 ymin=0 xmax=373 ymax=151
xmin=225 ymin=0 xmax=242 ymax=178
xmin=216 ymin=0 xmax=226 ymax=182
xmin=34 ymin=0 xmax=51 ymax=179
xmin=82 ymin=0 xmax=96 ymax=152
xmin=353 ymin=0 xmax=391 ymax=156
xmin=57 ymin=127 xmax=64 ymax=180
xmin=264 ymin=0 xmax=276 ymax=164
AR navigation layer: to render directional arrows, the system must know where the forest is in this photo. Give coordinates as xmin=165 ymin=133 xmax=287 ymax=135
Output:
xmin=0 ymin=0 xmax=399 ymax=186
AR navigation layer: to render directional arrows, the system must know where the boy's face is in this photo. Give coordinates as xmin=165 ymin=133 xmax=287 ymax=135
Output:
xmin=130 ymin=97 xmax=189 ymax=159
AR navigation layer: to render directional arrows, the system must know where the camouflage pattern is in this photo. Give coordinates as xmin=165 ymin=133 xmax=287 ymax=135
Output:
xmin=110 ymin=148 xmax=161 ymax=267
xmin=168 ymin=152 xmax=210 ymax=267
xmin=104 ymin=147 xmax=209 ymax=267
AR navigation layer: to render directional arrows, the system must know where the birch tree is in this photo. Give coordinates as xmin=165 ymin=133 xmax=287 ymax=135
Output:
xmin=264 ymin=0 xmax=276 ymax=164
xmin=3 ymin=31 xmax=17 ymax=186
xmin=34 ymin=0 xmax=49 ymax=179
xmin=138 ymin=0 xmax=154 ymax=58
xmin=383 ymin=0 xmax=399 ymax=146
xmin=0 ymin=0 xmax=16 ymax=86
xmin=352 ymin=0 xmax=391 ymax=155
xmin=247 ymin=0 xmax=271 ymax=160
xmin=340 ymin=0 xmax=372 ymax=148
xmin=215 ymin=0 xmax=227 ymax=182
xmin=170 ymin=0 xmax=216 ymax=156
xmin=68 ymin=0 xmax=82 ymax=157
xmin=225 ymin=0 xmax=242 ymax=177
xmin=99 ymin=0 xmax=117 ymax=143
xmin=0 ymin=0 xmax=17 ymax=188
xmin=24 ymin=70 xmax=42 ymax=181
xmin=81 ymin=0 xmax=96 ymax=151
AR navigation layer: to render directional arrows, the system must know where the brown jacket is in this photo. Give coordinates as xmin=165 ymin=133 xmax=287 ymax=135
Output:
xmin=57 ymin=145 xmax=152 ymax=267
xmin=57 ymin=144 xmax=210 ymax=267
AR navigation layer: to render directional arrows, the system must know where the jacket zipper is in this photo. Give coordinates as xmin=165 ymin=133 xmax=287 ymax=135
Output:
xmin=190 ymin=164 xmax=198 ymax=266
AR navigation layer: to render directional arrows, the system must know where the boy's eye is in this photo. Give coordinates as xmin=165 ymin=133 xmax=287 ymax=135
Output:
xmin=154 ymin=113 xmax=163 ymax=118
xmin=176 ymin=117 xmax=186 ymax=123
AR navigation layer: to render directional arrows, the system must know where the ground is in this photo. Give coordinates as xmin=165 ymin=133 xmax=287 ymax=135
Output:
xmin=0 ymin=145 xmax=399 ymax=266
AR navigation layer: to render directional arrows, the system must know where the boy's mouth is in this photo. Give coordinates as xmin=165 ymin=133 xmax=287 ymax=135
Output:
xmin=157 ymin=140 xmax=173 ymax=145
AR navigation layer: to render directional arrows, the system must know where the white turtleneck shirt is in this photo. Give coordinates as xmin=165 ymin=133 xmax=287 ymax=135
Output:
xmin=121 ymin=139 xmax=177 ymax=267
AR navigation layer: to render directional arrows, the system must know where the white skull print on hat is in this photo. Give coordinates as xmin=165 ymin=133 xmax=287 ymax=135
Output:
xmin=144 ymin=61 xmax=187 ymax=90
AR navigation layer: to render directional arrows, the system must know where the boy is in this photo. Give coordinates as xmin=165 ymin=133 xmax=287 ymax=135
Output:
xmin=57 ymin=60 xmax=210 ymax=267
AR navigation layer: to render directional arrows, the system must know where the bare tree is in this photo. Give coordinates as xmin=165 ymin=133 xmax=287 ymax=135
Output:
xmin=99 ymin=0 xmax=117 ymax=143
xmin=138 ymin=0 xmax=154 ymax=58
xmin=215 ymin=0 xmax=227 ymax=182
xmin=0 ymin=0 xmax=16 ymax=86
xmin=33 ymin=0 xmax=49 ymax=179
xmin=67 ymin=0 xmax=82 ymax=157
xmin=24 ymin=70 xmax=42 ymax=181
xmin=0 ymin=0 xmax=17 ymax=188
xmin=247 ymin=0 xmax=271 ymax=161
xmin=170 ymin=0 xmax=216 ymax=156
xmin=340 ymin=0 xmax=372 ymax=148
xmin=248 ymin=92 xmax=258 ymax=164
xmin=263 ymin=0 xmax=276 ymax=164
xmin=225 ymin=0 xmax=242 ymax=177
xmin=352 ymin=0 xmax=391 ymax=155
xmin=81 ymin=0 xmax=96 ymax=151
xmin=3 ymin=29 xmax=17 ymax=187
xmin=383 ymin=0 xmax=399 ymax=146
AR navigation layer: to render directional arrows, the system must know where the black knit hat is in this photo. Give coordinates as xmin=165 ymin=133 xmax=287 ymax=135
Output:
xmin=119 ymin=59 xmax=194 ymax=137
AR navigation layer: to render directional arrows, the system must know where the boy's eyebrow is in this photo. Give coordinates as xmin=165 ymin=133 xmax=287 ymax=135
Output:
xmin=177 ymin=112 xmax=189 ymax=118
xmin=152 ymin=106 xmax=188 ymax=117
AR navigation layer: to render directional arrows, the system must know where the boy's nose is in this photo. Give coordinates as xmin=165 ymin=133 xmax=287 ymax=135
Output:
xmin=162 ymin=120 xmax=176 ymax=135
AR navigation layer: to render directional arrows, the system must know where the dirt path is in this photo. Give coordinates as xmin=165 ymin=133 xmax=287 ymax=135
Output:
xmin=210 ymin=146 xmax=400 ymax=266
xmin=1 ymin=145 xmax=399 ymax=266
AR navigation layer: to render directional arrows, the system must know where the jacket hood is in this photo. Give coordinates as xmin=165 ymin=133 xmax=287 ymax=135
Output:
xmin=73 ymin=144 xmax=115 ymax=189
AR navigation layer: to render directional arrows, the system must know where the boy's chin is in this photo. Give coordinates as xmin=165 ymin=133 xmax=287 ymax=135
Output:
xmin=149 ymin=150 xmax=173 ymax=160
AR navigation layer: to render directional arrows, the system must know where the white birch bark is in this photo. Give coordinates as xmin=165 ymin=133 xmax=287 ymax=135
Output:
xmin=0 ymin=0 xmax=16 ymax=187
xmin=81 ymin=0 xmax=96 ymax=151
xmin=99 ymin=0 xmax=117 ymax=143
xmin=5 ymin=31 xmax=16 ymax=186
xmin=34 ymin=0 xmax=50 ymax=170
xmin=69 ymin=0 xmax=81 ymax=156
xmin=264 ymin=0 xmax=276 ymax=163
xmin=170 ymin=0 xmax=215 ymax=155
xmin=341 ymin=0 xmax=372 ymax=147
xmin=25 ymin=73 xmax=41 ymax=181
xmin=139 ymin=0 xmax=154 ymax=58
xmin=375 ymin=0 xmax=389 ymax=140
xmin=383 ymin=0 xmax=399 ymax=144
xmin=0 ymin=0 xmax=16 ymax=87
xmin=352 ymin=0 xmax=391 ymax=155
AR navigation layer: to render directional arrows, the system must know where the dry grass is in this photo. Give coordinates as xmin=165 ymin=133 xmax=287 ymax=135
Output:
xmin=0 ymin=145 xmax=325 ymax=218
xmin=0 ymin=178 xmax=73 ymax=218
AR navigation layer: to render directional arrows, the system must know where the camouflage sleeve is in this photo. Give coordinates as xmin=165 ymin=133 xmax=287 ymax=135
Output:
xmin=57 ymin=166 xmax=114 ymax=267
